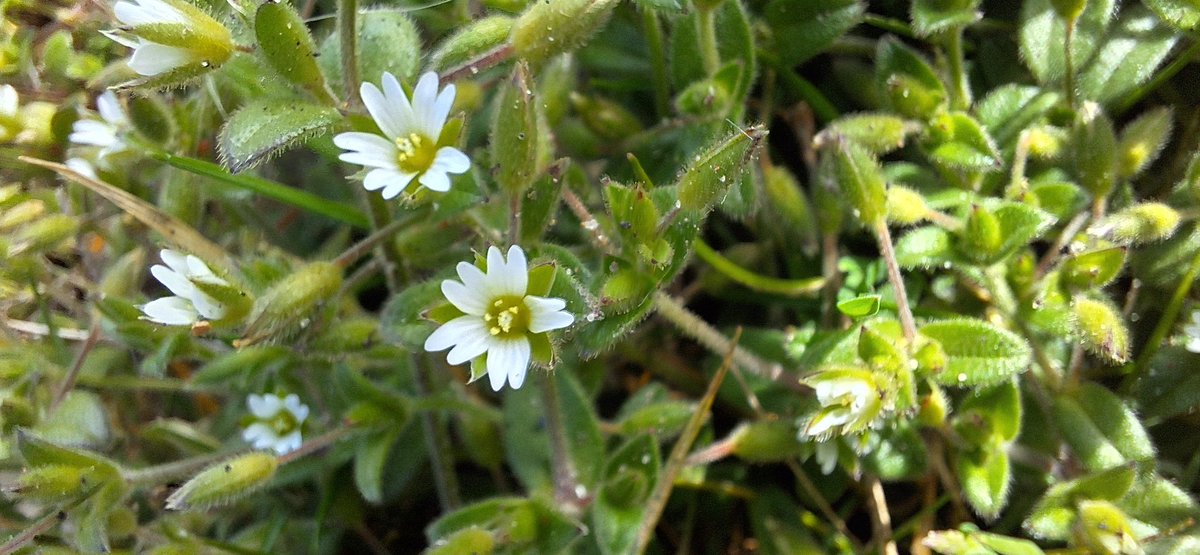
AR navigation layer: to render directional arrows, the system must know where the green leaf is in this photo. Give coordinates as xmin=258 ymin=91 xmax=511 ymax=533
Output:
xmin=1025 ymin=464 xmax=1137 ymax=540
xmin=976 ymin=85 xmax=1061 ymax=147
xmin=1075 ymin=383 xmax=1155 ymax=463
xmin=425 ymin=497 xmax=536 ymax=547
xmin=503 ymin=371 xmax=603 ymax=493
xmin=919 ymin=319 xmax=1031 ymax=387
xmin=1019 ymin=0 xmax=1116 ymax=84
xmin=633 ymin=0 xmax=681 ymax=10
xmin=864 ymin=422 xmax=928 ymax=481
xmin=765 ymin=0 xmax=864 ymax=65
xmin=991 ymin=201 xmax=1055 ymax=260
xmin=1117 ymin=470 xmax=1200 ymax=529
xmin=1072 ymin=101 xmax=1119 ymax=199
xmin=379 ymin=280 xmax=444 ymax=352
xmin=33 ymin=391 xmax=110 ymax=449
xmin=748 ymin=490 xmax=825 ymax=554
xmin=318 ymin=9 xmax=421 ymax=92
xmin=615 ymin=401 xmax=695 ymax=438
xmin=354 ymin=427 xmax=401 ymax=504
xmin=192 ymin=345 xmax=294 ymax=386
xmin=17 ymin=430 xmax=120 ymax=472
xmin=960 ymin=379 xmax=1022 ymax=443
xmin=593 ymin=434 xmax=660 ymax=555
xmin=896 ymin=226 xmax=955 ymax=269
xmin=520 ymin=160 xmax=568 ymax=242
xmin=837 ymin=294 xmax=881 ymax=318
xmin=958 ymin=436 xmax=1011 ymax=519
xmin=1076 ymin=7 xmax=1179 ymax=107
xmin=1061 ymin=246 xmax=1127 ymax=290
xmin=826 ymin=136 xmax=888 ymax=226
xmin=1144 ymin=0 xmax=1200 ymax=30
xmin=153 ymin=152 xmax=369 ymax=229
xmin=670 ymin=0 xmax=756 ymax=113
xmin=1053 ymin=394 xmax=1126 ymax=471
xmin=217 ymin=100 xmax=341 ymax=173
xmin=911 ymin=0 xmax=981 ymax=36
xmin=254 ymin=1 xmax=334 ymax=104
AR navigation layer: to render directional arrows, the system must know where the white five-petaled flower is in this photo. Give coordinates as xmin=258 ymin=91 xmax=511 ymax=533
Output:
xmin=1183 ymin=310 xmax=1200 ymax=353
xmin=242 ymin=393 xmax=309 ymax=455
xmin=803 ymin=369 xmax=881 ymax=437
xmin=333 ymin=71 xmax=470 ymax=200
xmin=140 ymin=249 xmax=229 ymax=325
xmin=69 ymin=91 xmax=129 ymax=158
xmin=424 ymin=246 xmax=574 ymax=391
xmin=103 ymin=0 xmax=233 ymax=77
xmin=0 ymin=85 xmax=16 ymax=120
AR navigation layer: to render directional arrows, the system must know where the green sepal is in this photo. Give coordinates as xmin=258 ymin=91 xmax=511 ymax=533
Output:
xmin=1053 ymin=394 xmax=1127 ymax=472
xmin=1070 ymin=295 xmax=1129 ymax=364
xmin=491 ymin=61 xmax=542 ymax=196
xmin=876 ymin=36 xmax=948 ymax=119
xmin=427 ymin=302 xmax=465 ymax=325
xmin=858 ymin=324 xmax=904 ymax=373
xmin=925 ymin=111 xmax=1002 ymax=173
xmin=510 ymin=0 xmax=621 ymax=67
xmin=957 ymin=435 xmax=1012 ymax=520
xmin=1072 ymin=102 xmax=1119 ymax=200
xmin=529 ymin=332 xmax=553 ymax=365
xmin=527 ymin=263 xmax=556 ymax=297
xmin=826 ymin=136 xmax=888 ymax=227
xmin=821 ymin=112 xmax=913 ymax=155
xmin=959 ymin=205 xmax=1003 ymax=263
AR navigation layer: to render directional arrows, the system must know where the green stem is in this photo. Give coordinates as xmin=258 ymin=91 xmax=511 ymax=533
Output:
xmin=1114 ymin=38 xmax=1200 ymax=115
xmin=945 ymin=26 xmax=971 ymax=110
xmin=337 ymin=0 xmax=359 ymax=107
xmin=693 ymin=239 xmax=824 ymax=297
xmin=357 ymin=190 xmax=404 ymax=292
xmin=0 ymin=490 xmax=93 ymax=554
xmin=696 ymin=4 xmax=721 ymax=76
xmin=642 ymin=7 xmax=670 ymax=119
xmin=414 ymin=354 xmax=462 ymax=510
xmin=652 ymin=292 xmax=794 ymax=385
xmin=1063 ymin=18 xmax=1076 ymax=109
xmin=277 ymin=426 xmax=355 ymax=465
xmin=863 ymin=13 xmax=915 ymax=37
xmin=1122 ymin=247 xmax=1200 ymax=386
xmin=124 ymin=451 xmax=230 ymax=485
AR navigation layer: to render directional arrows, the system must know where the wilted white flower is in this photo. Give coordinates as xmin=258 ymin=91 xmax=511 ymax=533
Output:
xmin=334 ymin=71 xmax=470 ymax=200
xmin=242 ymin=393 xmax=309 ymax=455
xmin=802 ymin=368 xmax=881 ymax=437
xmin=69 ymin=91 xmax=129 ymax=158
xmin=1184 ymin=310 xmax=1200 ymax=353
xmin=424 ymin=245 xmax=574 ymax=391
xmin=103 ymin=0 xmax=233 ymax=77
xmin=140 ymin=249 xmax=229 ymax=325
xmin=813 ymin=440 xmax=839 ymax=475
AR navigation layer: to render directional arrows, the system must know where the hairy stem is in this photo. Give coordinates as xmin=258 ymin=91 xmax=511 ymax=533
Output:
xmin=540 ymin=375 xmax=583 ymax=512
xmin=642 ymin=8 xmax=670 ymax=119
xmin=696 ymin=3 xmax=721 ymax=76
xmin=337 ymin=0 xmax=359 ymax=107
xmin=945 ymin=27 xmax=971 ymax=110
xmin=874 ymin=220 xmax=917 ymax=342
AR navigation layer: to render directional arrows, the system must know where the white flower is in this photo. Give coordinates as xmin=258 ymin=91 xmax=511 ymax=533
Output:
xmin=424 ymin=245 xmax=574 ymax=391
xmin=64 ymin=158 xmax=99 ymax=180
xmin=69 ymin=91 xmax=129 ymax=157
xmin=333 ymin=71 xmax=470 ymax=200
xmin=0 ymin=84 xmax=16 ymax=118
xmin=242 ymin=393 xmax=309 ymax=455
xmin=140 ymin=249 xmax=230 ymax=325
xmin=1184 ymin=310 xmax=1200 ymax=353
xmin=803 ymin=369 xmax=881 ymax=437
xmin=103 ymin=0 xmax=232 ymax=77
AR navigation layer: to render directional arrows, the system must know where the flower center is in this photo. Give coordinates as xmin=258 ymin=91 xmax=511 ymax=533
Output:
xmin=484 ymin=296 xmax=530 ymax=338
xmin=395 ymin=132 xmax=437 ymax=174
xmin=268 ymin=411 xmax=299 ymax=435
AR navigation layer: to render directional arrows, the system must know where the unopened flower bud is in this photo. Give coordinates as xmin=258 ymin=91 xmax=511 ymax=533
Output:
xmin=429 ymin=16 xmax=514 ymax=72
xmin=510 ymin=0 xmax=620 ymax=67
xmin=240 ymin=261 xmax=342 ymax=346
xmin=1092 ymin=202 xmax=1180 ymax=245
xmin=1073 ymin=500 xmax=1141 ymax=555
xmin=165 ymin=452 xmax=279 ymax=511
xmin=886 ymin=185 xmax=929 ymax=226
xmin=1072 ymin=296 xmax=1129 ymax=364
xmin=729 ymin=420 xmax=804 ymax=463
xmin=677 ymin=125 xmax=767 ymax=214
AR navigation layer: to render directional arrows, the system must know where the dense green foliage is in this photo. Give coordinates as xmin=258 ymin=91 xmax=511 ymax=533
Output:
xmin=4 ymin=0 xmax=1200 ymax=553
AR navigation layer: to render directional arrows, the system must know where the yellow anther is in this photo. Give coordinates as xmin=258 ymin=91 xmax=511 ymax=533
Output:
xmin=489 ymin=327 xmax=501 ymax=336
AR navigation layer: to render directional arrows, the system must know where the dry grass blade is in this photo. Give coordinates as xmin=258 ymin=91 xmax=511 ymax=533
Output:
xmin=20 ymin=156 xmax=235 ymax=272
xmin=632 ymin=327 xmax=741 ymax=554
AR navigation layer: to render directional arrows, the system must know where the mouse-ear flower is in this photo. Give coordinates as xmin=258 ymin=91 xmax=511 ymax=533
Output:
xmin=424 ymin=246 xmax=573 ymax=391
xmin=241 ymin=393 xmax=309 ymax=455
xmin=334 ymin=71 xmax=470 ymax=200
xmin=102 ymin=0 xmax=234 ymax=78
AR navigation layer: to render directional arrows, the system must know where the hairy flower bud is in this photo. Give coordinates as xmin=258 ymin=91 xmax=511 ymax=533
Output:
xmin=165 ymin=452 xmax=278 ymax=511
